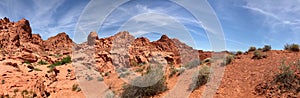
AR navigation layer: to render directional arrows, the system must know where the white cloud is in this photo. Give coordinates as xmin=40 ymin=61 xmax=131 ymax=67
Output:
xmin=243 ymin=0 xmax=300 ymax=28
xmin=242 ymin=0 xmax=300 ymax=45
xmin=0 ymin=0 xmax=88 ymax=40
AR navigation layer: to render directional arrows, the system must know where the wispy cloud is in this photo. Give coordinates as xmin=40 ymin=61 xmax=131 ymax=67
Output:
xmin=0 ymin=0 xmax=89 ymax=40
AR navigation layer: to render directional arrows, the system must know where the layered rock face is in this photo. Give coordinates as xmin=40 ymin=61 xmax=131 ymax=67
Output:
xmin=0 ymin=18 xmax=78 ymax=97
xmin=0 ymin=17 xmax=73 ymax=61
xmin=87 ymin=31 xmax=208 ymax=73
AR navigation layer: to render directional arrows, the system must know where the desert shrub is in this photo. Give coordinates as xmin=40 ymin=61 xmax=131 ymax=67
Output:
xmin=222 ymin=55 xmax=234 ymax=66
xmin=289 ymin=44 xmax=300 ymax=52
xmin=169 ymin=67 xmax=177 ymax=78
xmin=255 ymin=60 xmax=300 ymax=97
xmin=284 ymin=44 xmax=289 ymax=50
xmin=275 ymin=63 xmax=295 ymax=85
xmin=248 ymin=46 xmax=256 ymax=52
xmin=72 ymin=84 xmax=81 ymax=92
xmin=284 ymin=43 xmax=300 ymax=52
xmin=262 ymin=45 xmax=271 ymax=52
xmin=273 ymin=61 xmax=300 ymax=94
xmin=47 ymin=56 xmax=71 ymax=68
xmin=24 ymin=60 xmax=31 ymax=64
xmin=121 ymin=66 xmax=167 ymax=98
xmin=21 ymin=90 xmax=28 ymax=97
xmin=257 ymin=48 xmax=262 ymax=50
xmin=252 ymin=50 xmax=267 ymax=59
xmin=1 ymin=80 xmax=4 ymax=84
xmin=38 ymin=60 xmax=48 ymax=65
xmin=189 ymin=65 xmax=211 ymax=91
xmin=121 ymin=77 xmax=167 ymax=98
xmin=61 ymin=56 xmax=72 ymax=64
xmin=236 ymin=51 xmax=243 ymax=55
xmin=33 ymin=68 xmax=42 ymax=71
xmin=14 ymin=89 xmax=19 ymax=93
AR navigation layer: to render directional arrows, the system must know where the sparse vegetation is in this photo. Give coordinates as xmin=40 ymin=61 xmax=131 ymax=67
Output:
xmin=262 ymin=45 xmax=271 ymax=52
xmin=72 ymin=84 xmax=81 ymax=92
xmin=24 ymin=60 xmax=31 ymax=64
xmin=189 ymin=65 xmax=211 ymax=91
xmin=236 ymin=51 xmax=243 ymax=55
xmin=13 ymin=88 xmax=19 ymax=96
xmin=168 ymin=67 xmax=177 ymax=78
xmin=255 ymin=60 xmax=300 ymax=97
xmin=14 ymin=89 xmax=19 ymax=93
xmin=33 ymin=68 xmax=42 ymax=71
xmin=1 ymin=80 xmax=5 ymax=84
xmin=248 ymin=46 xmax=256 ymax=52
xmin=38 ymin=60 xmax=48 ymax=65
xmin=222 ymin=54 xmax=235 ymax=66
xmin=257 ymin=48 xmax=262 ymax=50
xmin=252 ymin=50 xmax=267 ymax=59
xmin=21 ymin=90 xmax=28 ymax=97
xmin=284 ymin=43 xmax=300 ymax=52
xmin=274 ymin=63 xmax=297 ymax=87
xmin=121 ymin=65 xmax=167 ymax=98
xmin=47 ymin=55 xmax=71 ymax=68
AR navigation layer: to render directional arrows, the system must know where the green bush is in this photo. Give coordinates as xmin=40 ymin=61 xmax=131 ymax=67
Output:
xmin=38 ymin=60 xmax=48 ymax=65
xmin=284 ymin=44 xmax=300 ymax=52
xmin=24 ymin=60 xmax=31 ymax=64
xmin=47 ymin=56 xmax=71 ymax=68
xmin=189 ymin=65 xmax=210 ymax=91
xmin=61 ymin=56 xmax=72 ymax=64
xmin=33 ymin=68 xmax=42 ymax=71
xmin=262 ymin=45 xmax=271 ymax=52
xmin=248 ymin=46 xmax=256 ymax=52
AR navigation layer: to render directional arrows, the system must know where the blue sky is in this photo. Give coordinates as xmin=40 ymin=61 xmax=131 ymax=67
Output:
xmin=0 ymin=0 xmax=299 ymax=51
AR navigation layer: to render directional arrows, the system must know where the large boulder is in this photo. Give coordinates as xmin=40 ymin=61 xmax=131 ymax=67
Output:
xmin=87 ymin=31 xmax=99 ymax=45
